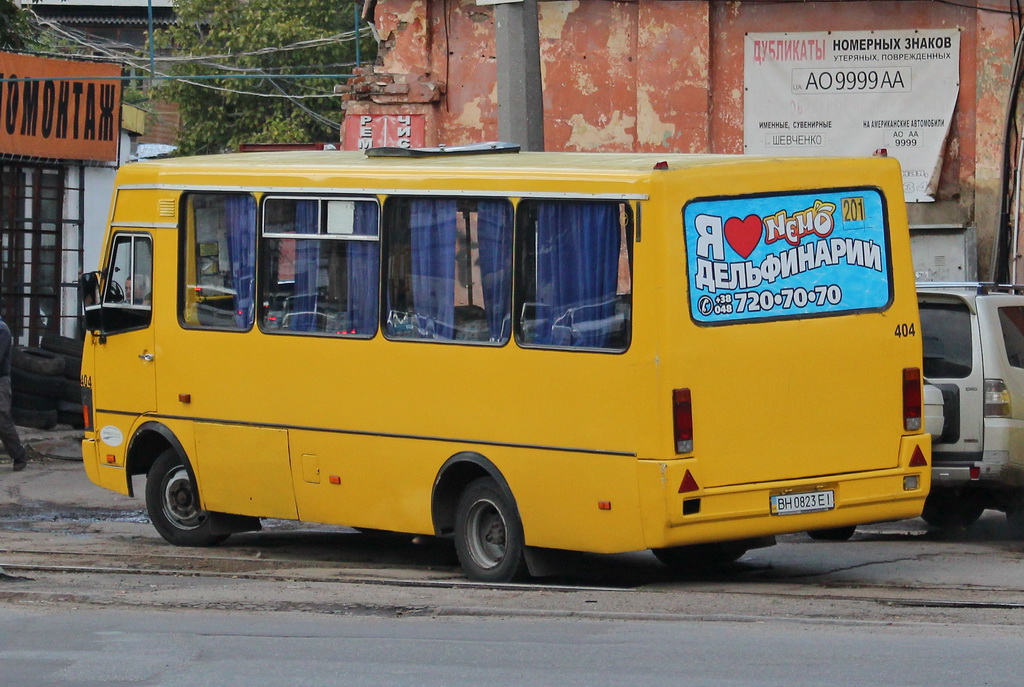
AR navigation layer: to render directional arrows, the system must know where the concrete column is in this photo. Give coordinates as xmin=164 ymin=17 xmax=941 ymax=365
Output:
xmin=494 ymin=0 xmax=544 ymax=150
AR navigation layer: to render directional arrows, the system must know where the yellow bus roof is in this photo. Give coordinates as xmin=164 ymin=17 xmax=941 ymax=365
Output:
xmin=121 ymin=150 xmax=894 ymax=182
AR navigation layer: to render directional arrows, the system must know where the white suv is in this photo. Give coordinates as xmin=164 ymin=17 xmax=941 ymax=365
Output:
xmin=917 ymin=283 xmax=1024 ymax=534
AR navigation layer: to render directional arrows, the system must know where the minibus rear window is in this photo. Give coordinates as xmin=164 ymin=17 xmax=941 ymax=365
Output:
xmin=683 ymin=188 xmax=892 ymax=325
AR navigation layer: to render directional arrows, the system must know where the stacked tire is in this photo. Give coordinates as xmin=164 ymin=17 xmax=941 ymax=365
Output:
xmin=11 ymin=335 xmax=84 ymax=430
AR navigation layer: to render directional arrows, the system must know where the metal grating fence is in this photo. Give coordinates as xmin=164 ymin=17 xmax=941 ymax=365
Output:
xmin=0 ymin=160 xmax=85 ymax=346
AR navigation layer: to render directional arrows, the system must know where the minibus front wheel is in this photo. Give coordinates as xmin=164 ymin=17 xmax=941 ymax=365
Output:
xmin=145 ymin=448 xmax=229 ymax=547
xmin=454 ymin=477 xmax=528 ymax=583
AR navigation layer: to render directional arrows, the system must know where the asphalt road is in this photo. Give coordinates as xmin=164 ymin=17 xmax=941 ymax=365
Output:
xmin=3 ymin=444 xmax=1024 ymax=685
xmin=2 ymin=449 xmax=1024 ymax=623
xmin=1 ymin=607 xmax=1021 ymax=687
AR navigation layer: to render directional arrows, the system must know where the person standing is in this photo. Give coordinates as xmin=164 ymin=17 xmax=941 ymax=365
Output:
xmin=0 ymin=315 xmax=26 ymax=472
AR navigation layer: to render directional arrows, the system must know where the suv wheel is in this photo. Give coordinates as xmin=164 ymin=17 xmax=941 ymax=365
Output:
xmin=921 ymin=489 xmax=985 ymax=530
xmin=1006 ymin=496 xmax=1024 ymax=539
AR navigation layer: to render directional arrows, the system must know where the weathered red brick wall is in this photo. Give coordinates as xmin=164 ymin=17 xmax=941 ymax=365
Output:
xmin=342 ymin=0 xmax=1018 ymax=271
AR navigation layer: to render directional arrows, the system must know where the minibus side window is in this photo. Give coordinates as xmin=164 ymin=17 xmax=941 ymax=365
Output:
xmin=98 ymin=233 xmax=153 ymax=332
xmin=259 ymin=197 xmax=380 ymax=337
xmin=180 ymin=193 xmax=256 ymax=331
xmin=514 ymin=200 xmax=633 ymax=351
xmin=384 ymin=197 xmax=513 ymax=345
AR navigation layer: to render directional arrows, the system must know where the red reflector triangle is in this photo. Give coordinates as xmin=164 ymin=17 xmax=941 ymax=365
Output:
xmin=909 ymin=446 xmax=928 ymax=467
xmin=678 ymin=469 xmax=699 ymax=493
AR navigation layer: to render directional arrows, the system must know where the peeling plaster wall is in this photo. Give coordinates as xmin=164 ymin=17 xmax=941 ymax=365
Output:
xmin=357 ymin=0 xmax=1018 ymax=274
xmin=541 ymin=1 xmax=637 ymax=151
xmin=374 ymin=0 xmax=433 ymax=75
xmin=424 ymin=3 xmax=499 ymax=142
xmin=636 ymin=2 xmax=710 ymax=153
xmin=975 ymin=9 xmax=1015 ymax=275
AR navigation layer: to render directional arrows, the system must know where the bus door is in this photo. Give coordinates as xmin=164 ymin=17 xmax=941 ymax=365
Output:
xmin=85 ymin=232 xmax=156 ymax=426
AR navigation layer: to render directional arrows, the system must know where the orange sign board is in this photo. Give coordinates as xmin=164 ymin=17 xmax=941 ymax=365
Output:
xmin=1 ymin=52 xmax=122 ymax=162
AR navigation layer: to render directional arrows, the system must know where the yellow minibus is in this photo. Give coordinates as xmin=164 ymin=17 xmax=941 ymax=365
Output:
xmin=80 ymin=144 xmax=930 ymax=581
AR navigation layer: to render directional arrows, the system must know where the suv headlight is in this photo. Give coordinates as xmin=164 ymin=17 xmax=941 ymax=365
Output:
xmin=984 ymin=379 xmax=1012 ymax=418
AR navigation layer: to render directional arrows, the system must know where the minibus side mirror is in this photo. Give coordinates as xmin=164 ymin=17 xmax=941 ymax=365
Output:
xmin=80 ymin=271 xmax=104 ymax=332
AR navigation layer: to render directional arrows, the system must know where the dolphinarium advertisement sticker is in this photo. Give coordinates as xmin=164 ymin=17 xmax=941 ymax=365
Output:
xmin=684 ymin=188 xmax=892 ymax=325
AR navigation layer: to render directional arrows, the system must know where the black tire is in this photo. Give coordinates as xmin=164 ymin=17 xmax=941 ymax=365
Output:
xmin=39 ymin=333 xmax=84 ymax=358
xmin=921 ymin=490 xmax=985 ymax=530
xmin=61 ymin=354 xmax=82 ymax=381
xmin=12 ymin=391 xmax=59 ymax=411
xmin=652 ymin=541 xmax=749 ymax=571
xmin=1007 ymin=508 xmax=1024 ymax=539
xmin=145 ymin=449 xmax=229 ymax=547
xmin=12 ymin=406 xmax=57 ymax=430
xmin=807 ymin=525 xmax=857 ymax=541
xmin=11 ymin=366 xmax=64 ymax=399
xmin=453 ymin=477 xmax=528 ymax=582
xmin=57 ymin=399 xmax=81 ymax=413
xmin=58 ymin=377 xmax=81 ymax=404
xmin=57 ymin=409 xmax=85 ymax=429
xmin=12 ymin=346 xmax=64 ymax=376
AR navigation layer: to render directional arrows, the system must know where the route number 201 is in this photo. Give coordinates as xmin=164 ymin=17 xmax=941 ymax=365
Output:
xmin=894 ymin=323 xmax=916 ymax=338
xmin=841 ymin=196 xmax=866 ymax=222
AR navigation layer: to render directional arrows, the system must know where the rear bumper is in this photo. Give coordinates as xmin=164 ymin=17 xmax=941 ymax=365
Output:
xmin=932 ymin=464 xmax=975 ymax=485
xmin=638 ymin=434 xmax=930 ymax=549
xmin=931 ymin=450 xmax=1016 ymax=487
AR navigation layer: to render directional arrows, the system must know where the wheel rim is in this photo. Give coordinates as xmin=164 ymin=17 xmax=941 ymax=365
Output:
xmin=161 ymin=466 xmax=204 ymax=531
xmin=465 ymin=498 xmax=507 ymax=570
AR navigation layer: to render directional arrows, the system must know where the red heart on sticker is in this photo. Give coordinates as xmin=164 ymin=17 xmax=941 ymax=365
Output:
xmin=724 ymin=215 xmax=763 ymax=259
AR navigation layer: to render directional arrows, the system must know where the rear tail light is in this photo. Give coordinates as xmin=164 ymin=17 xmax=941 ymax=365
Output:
xmin=984 ymin=379 xmax=1011 ymax=418
xmin=81 ymin=386 xmax=94 ymax=432
xmin=672 ymin=388 xmax=693 ymax=453
xmin=903 ymin=367 xmax=922 ymax=431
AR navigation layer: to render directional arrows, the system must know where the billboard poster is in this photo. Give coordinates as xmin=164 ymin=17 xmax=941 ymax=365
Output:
xmin=0 ymin=51 xmax=122 ymax=162
xmin=684 ymin=188 xmax=892 ymax=325
xmin=744 ymin=30 xmax=960 ymax=202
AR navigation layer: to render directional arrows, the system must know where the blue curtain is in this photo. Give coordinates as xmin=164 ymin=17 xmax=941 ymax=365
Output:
xmin=534 ymin=202 xmax=620 ymax=348
xmin=477 ymin=201 xmax=512 ymax=341
xmin=410 ymin=199 xmax=457 ymax=340
xmin=224 ymin=195 xmax=256 ymax=328
xmin=291 ymin=200 xmax=321 ymax=332
xmin=347 ymin=202 xmax=380 ymax=335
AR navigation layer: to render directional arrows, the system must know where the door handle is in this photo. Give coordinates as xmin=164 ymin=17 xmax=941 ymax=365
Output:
xmin=139 ymin=352 xmax=155 ymax=362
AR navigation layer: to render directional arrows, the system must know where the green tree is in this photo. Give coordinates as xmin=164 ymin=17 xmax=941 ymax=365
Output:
xmin=156 ymin=0 xmax=374 ymax=155
xmin=1 ymin=0 xmax=34 ymax=50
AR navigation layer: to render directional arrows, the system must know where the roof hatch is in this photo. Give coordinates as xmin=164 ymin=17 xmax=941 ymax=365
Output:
xmin=365 ymin=141 xmax=520 ymax=158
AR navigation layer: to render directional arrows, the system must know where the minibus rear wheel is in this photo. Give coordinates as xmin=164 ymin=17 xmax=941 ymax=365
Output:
xmin=453 ymin=477 xmax=528 ymax=583
xmin=145 ymin=449 xmax=229 ymax=547
xmin=807 ymin=525 xmax=857 ymax=541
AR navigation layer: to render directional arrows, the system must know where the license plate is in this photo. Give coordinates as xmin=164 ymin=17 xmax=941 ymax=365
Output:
xmin=770 ymin=490 xmax=835 ymax=515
